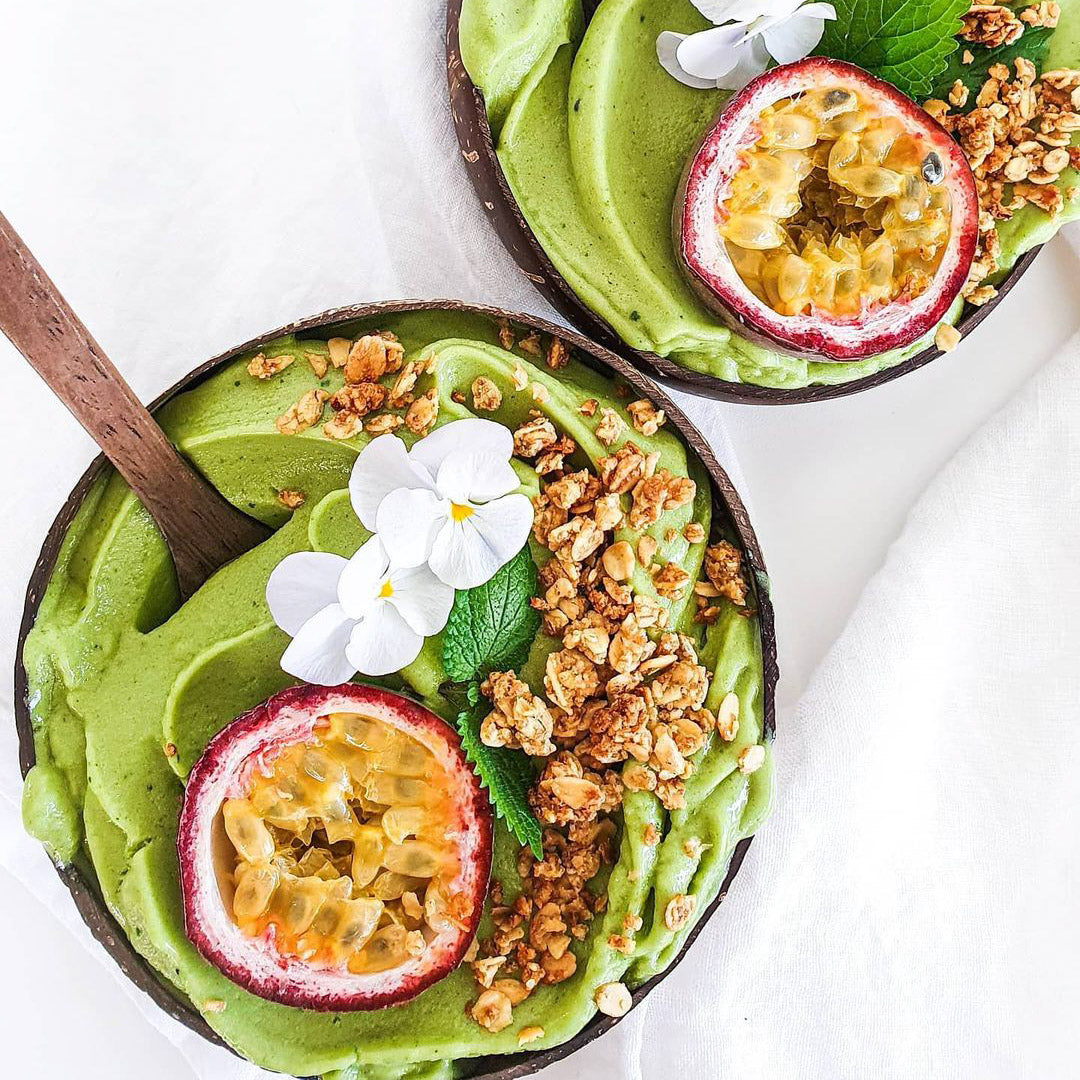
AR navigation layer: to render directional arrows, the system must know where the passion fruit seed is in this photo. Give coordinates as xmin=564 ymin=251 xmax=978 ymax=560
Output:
xmin=718 ymin=85 xmax=954 ymax=318
xmin=221 ymin=711 xmax=465 ymax=976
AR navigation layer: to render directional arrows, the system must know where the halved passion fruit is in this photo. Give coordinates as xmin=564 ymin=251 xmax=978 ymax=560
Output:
xmin=178 ymin=684 xmax=492 ymax=1011
xmin=676 ymin=58 xmax=979 ymax=361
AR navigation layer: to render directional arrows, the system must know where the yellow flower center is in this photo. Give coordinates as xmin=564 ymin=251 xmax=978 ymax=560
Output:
xmin=377 ymin=579 xmax=394 ymax=599
xmin=451 ymin=502 xmax=475 ymax=522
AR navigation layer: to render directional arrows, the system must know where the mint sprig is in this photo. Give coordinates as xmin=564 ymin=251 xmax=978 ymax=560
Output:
xmin=441 ymin=545 xmax=544 ymax=856
xmin=930 ymin=25 xmax=1054 ymax=100
xmin=817 ymin=0 xmax=971 ymax=101
xmin=443 ymin=545 xmax=540 ymax=682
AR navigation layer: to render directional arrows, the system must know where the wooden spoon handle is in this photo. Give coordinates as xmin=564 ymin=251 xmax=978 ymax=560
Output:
xmin=0 ymin=211 xmax=269 ymax=599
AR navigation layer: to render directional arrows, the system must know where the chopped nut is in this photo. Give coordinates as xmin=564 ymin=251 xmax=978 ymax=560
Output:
xmin=594 ymin=982 xmax=632 ymax=1017
xmin=472 ymin=955 xmax=507 ymax=989
xmin=471 ymin=989 xmax=513 ymax=1033
xmin=531 ymin=381 xmax=550 ymax=404
xmin=595 ymin=407 xmax=627 ymax=447
xmin=276 ymin=388 xmax=329 ymax=435
xmin=738 ymin=743 xmax=767 ymax=775
xmin=275 ymin=488 xmax=306 ymax=509
xmin=949 ymin=79 xmax=970 ymax=109
xmin=663 ymin=893 xmax=696 ymax=931
xmin=683 ymin=836 xmax=709 ymax=860
xmin=163 ymin=742 xmax=177 ymax=758
xmin=247 ymin=351 xmax=294 ymax=379
xmin=511 ymin=364 xmax=530 ymax=391
xmin=608 ymin=933 xmax=634 ymax=954
xmin=935 ymin=323 xmax=962 ymax=352
xmin=626 ymin=399 xmax=666 ymax=436
xmin=345 ymin=332 xmax=403 ymax=383
xmin=653 ymin=562 xmax=691 ymax=601
xmin=683 ymin=522 xmax=706 ymax=544
xmin=405 ymin=388 xmax=439 ymax=435
xmin=601 ymin=541 xmax=635 ymax=582
xmin=579 ymin=397 xmax=599 ymax=417
xmin=203 ymin=999 xmax=226 ymax=1014
xmin=327 ymin=337 xmax=350 ymax=368
xmin=518 ymin=1026 xmax=545 ymax=1046
xmin=716 ymin=692 xmax=740 ymax=742
xmin=472 ymin=376 xmax=502 ymax=411
xmin=642 ymin=822 xmax=659 ymax=847
xmin=637 ymin=535 xmax=658 ymax=567
xmin=960 ymin=4 xmax=1024 ymax=48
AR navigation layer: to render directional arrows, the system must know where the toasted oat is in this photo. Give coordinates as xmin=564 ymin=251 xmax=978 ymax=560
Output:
xmin=682 ymin=836 xmax=709 ymax=860
xmin=518 ymin=1026 xmax=545 ymax=1046
xmin=472 ymin=376 xmax=502 ymax=411
xmin=405 ymin=388 xmax=439 ymax=435
xmin=511 ymin=363 xmax=530 ymax=391
xmin=514 ymin=414 xmax=558 ymax=458
xmin=738 ymin=744 xmax=767 ymax=775
xmin=275 ymin=488 xmax=306 ymax=510
xmin=531 ymin=381 xmax=550 ymax=404
xmin=642 ymin=822 xmax=659 ymax=847
xmin=203 ymin=999 xmax=227 ymax=1014
xmin=497 ymin=318 xmax=515 ymax=351
xmin=626 ymin=399 xmax=666 ymax=436
xmin=472 ymin=955 xmax=507 ymax=989
xmin=595 ymin=407 xmax=627 ymax=447
xmin=547 ymin=337 xmax=570 ymax=369
xmin=304 ymin=350 xmax=329 ymax=378
xmin=471 ymin=989 xmax=513 ymax=1033
xmin=276 ymin=388 xmax=329 ymax=435
xmin=330 ymin=382 xmax=386 ymax=416
xmin=345 ymin=332 xmax=403 ymax=383
xmin=653 ymin=562 xmax=691 ymax=601
xmin=704 ymin=541 xmax=748 ymax=607
xmin=518 ymin=330 xmax=542 ymax=356
xmin=365 ymin=413 xmax=404 ymax=435
xmin=327 ymin=337 xmax=351 ymax=368
xmin=481 ymin=671 xmax=556 ymax=758
xmin=247 ymin=351 xmax=294 ymax=379
xmin=683 ymin=522 xmax=706 ymax=544
xmin=323 ymin=410 xmax=365 ymax=441
xmin=961 ymin=4 xmax=1024 ymax=47
xmin=579 ymin=397 xmax=599 ymax=417
xmin=1020 ymin=1 xmax=1060 ymax=28
xmin=663 ymin=893 xmax=696 ymax=932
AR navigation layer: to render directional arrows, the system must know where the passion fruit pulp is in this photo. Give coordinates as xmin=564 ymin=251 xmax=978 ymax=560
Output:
xmin=178 ymin=684 xmax=493 ymax=1011
xmin=676 ymin=58 xmax=979 ymax=361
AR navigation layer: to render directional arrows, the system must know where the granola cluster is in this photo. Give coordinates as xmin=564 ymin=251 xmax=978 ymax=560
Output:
xmin=465 ymin=404 xmax=755 ymax=1034
xmin=925 ymin=5 xmax=1079 ymax=305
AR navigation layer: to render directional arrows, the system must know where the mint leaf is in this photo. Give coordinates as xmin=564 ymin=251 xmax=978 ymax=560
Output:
xmin=930 ymin=25 xmax=1054 ymax=99
xmin=818 ymin=0 xmax=971 ymax=101
xmin=443 ymin=545 xmax=540 ymax=683
xmin=453 ymin=702 xmax=543 ymax=858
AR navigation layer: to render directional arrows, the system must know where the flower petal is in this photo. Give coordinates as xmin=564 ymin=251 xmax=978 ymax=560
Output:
xmin=349 ymin=434 xmax=435 ymax=530
xmin=436 ymin=450 xmax=520 ymax=505
xmin=345 ymin=604 xmax=424 ymax=677
xmin=375 ymin=487 xmax=448 ymax=569
xmin=386 ymin=563 xmax=455 ymax=636
xmin=657 ymin=31 xmax=720 ymax=89
xmin=428 ymin=493 xmax=534 ymax=589
xmin=409 ymin=419 xmax=512 ymax=477
xmin=266 ymin=551 xmax=349 ymax=636
xmin=676 ymin=24 xmax=751 ymax=80
xmin=714 ymin=35 xmax=771 ymax=90
xmin=337 ymin=535 xmax=390 ymax=619
xmin=690 ymin=0 xmax=772 ymax=22
xmin=279 ymin=603 xmax=358 ymax=686
xmin=762 ymin=10 xmax=830 ymax=64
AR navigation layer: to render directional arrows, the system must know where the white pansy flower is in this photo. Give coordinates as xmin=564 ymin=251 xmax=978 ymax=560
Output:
xmin=349 ymin=418 xmax=533 ymax=590
xmin=657 ymin=0 xmax=836 ymax=92
xmin=266 ymin=537 xmax=453 ymax=683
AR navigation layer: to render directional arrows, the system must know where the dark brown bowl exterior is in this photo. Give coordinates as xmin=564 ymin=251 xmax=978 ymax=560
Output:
xmin=15 ymin=300 xmax=778 ymax=1079
xmin=446 ymin=0 xmax=1042 ymax=404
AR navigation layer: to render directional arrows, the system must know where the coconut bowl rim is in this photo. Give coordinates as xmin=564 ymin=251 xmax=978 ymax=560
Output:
xmin=14 ymin=297 xmax=778 ymax=1079
xmin=445 ymin=0 xmax=1043 ymax=405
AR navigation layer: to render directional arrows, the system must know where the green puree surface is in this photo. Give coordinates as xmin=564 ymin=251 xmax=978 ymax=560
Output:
xmin=459 ymin=0 xmax=1080 ymax=389
xmin=21 ymin=310 xmax=772 ymax=1079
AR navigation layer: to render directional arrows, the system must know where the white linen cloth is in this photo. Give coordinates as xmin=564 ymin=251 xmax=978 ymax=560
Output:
xmin=0 ymin=2 xmax=1077 ymax=1078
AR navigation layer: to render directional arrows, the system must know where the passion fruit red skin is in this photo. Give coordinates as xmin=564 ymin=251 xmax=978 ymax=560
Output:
xmin=674 ymin=57 xmax=980 ymax=362
xmin=178 ymin=682 xmax=493 ymax=1012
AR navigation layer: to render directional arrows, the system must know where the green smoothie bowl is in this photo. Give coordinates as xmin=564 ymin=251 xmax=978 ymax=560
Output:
xmin=449 ymin=0 xmax=1080 ymax=402
xmin=17 ymin=300 xmax=776 ymax=1079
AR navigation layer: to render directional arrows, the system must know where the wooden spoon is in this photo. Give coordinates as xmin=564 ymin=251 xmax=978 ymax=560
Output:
xmin=0 ymin=211 xmax=271 ymax=600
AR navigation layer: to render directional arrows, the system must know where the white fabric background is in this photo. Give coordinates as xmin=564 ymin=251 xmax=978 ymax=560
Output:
xmin=0 ymin=2 xmax=1077 ymax=1078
